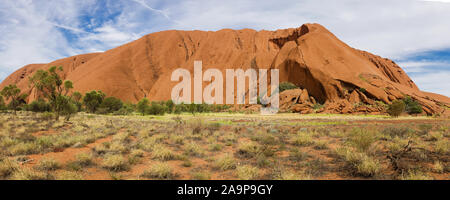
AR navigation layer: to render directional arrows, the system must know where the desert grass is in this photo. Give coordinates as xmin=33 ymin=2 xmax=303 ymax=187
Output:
xmin=214 ymin=154 xmax=237 ymax=171
xmin=36 ymin=158 xmax=61 ymax=171
xmin=237 ymin=165 xmax=260 ymax=180
xmin=0 ymin=112 xmax=448 ymax=180
xmin=102 ymin=154 xmax=130 ymax=172
xmin=141 ymin=162 xmax=174 ymax=179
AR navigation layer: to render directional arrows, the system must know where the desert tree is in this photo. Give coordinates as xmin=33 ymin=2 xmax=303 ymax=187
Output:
xmin=60 ymin=96 xmax=78 ymax=121
xmin=0 ymin=94 xmax=5 ymax=111
xmin=137 ymin=98 xmax=150 ymax=115
xmin=0 ymin=84 xmax=28 ymax=114
xmin=403 ymin=96 xmax=423 ymax=114
xmin=165 ymin=100 xmax=175 ymax=114
xmin=99 ymin=97 xmax=123 ymax=114
xmin=387 ymin=100 xmax=406 ymax=117
xmin=72 ymin=91 xmax=83 ymax=111
xmin=83 ymin=90 xmax=106 ymax=113
xmin=29 ymin=66 xmax=75 ymax=120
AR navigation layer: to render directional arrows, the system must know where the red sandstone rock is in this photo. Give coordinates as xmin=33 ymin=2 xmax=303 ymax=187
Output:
xmin=1 ymin=23 xmax=449 ymax=115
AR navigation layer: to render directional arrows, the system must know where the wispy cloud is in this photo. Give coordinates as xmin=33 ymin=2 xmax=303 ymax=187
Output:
xmin=48 ymin=22 xmax=88 ymax=33
xmin=130 ymin=0 xmax=170 ymax=20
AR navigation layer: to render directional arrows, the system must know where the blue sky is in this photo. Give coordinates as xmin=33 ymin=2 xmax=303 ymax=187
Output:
xmin=0 ymin=0 xmax=449 ymax=96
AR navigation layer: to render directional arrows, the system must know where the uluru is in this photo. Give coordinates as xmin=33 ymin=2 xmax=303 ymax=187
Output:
xmin=1 ymin=23 xmax=449 ymax=116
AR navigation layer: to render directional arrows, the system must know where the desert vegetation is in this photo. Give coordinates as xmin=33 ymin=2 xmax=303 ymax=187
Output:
xmin=0 ymin=111 xmax=447 ymax=180
xmin=0 ymin=73 xmax=447 ymax=180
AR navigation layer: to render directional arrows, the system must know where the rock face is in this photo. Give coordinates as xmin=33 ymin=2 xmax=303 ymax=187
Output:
xmin=1 ymin=23 xmax=449 ymax=115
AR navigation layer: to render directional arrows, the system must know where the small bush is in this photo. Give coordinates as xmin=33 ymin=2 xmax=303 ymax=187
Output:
xmin=289 ymin=149 xmax=310 ymax=161
xmin=279 ymin=82 xmax=299 ymax=93
xmin=152 ymin=144 xmax=177 ymax=161
xmin=356 ymin=156 xmax=381 ymax=177
xmin=83 ymin=91 xmax=105 ymax=113
xmin=137 ymin=98 xmax=150 ymax=115
xmin=0 ymin=95 xmax=5 ymax=111
xmin=41 ymin=112 xmax=54 ymax=121
xmin=292 ymin=132 xmax=314 ymax=147
xmin=27 ymin=99 xmax=51 ymax=112
xmin=191 ymin=171 xmax=211 ymax=180
xmin=387 ymin=100 xmax=406 ymax=117
xmin=75 ymin=153 xmax=94 ymax=166
xmin=399 ymin=170 xmax=433 ymax=180
xmin=256 ymin=154 xmax=271 ymax=167
xmin=102 ymin=155 xmax=129 ymax=172
xmin=11 ymin=167 xmax=53 ymax=180
xmin=215 ymin=154 xmax=236 ymax=171
xmin=0 ymin=159 xmax=19 ymax=178
xmin=147 ymin=102 xmax=167 ymax=116
xmin=56 ymin=171 xmax=83 ymax=180
xmin=435 ymin=140 xmax=449 ymax=155
xmin=359 ymin=88 xmax=367 ymax=94
xmin=36 ymin=158 xmax=61 ymax=171
xmin=273 ymin=168 xmax=312 ymax=180
xmin=348 ymin=128 xmax=376 ymax=153
xmin=403 ymin=96 xmax=423 ymax=114
xmin=114 ymin=103 xmax=134 ymax=115
xmin=335 ymin=147 xmax=380 ymax=177
xmin=142 ymin=162 xmax=174 ymax=179
xmin=237 ymin=141 xmax=262 ymax=157
xmin=99 ymin=97 xmax=123 ymax=114
xmin=237 ymin=165 xmax=260 ymax=180
xmin=432 ymin=161 xmax=444 ymax=173
xmin=382 ymin=126 xmax=411 ymax=138
xmin=208 ymin=143 xmax=223 ymax=152
xmin=184 ymin=142 xmax=205 ymax=157
xmin=130 ymin=149 xmax=145 ymax=158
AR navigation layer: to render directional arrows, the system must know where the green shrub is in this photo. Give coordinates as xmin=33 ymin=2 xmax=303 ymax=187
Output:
xmin=165 ymin=100 xmax=175 ymax=113
xmin=359 ymin=88 xmax=367 ymax=94
xmin=0 ymin=95 xmax=5 ymax=111
xmin=26 ymin=99 xmax=51 ymax=112
xmin=83 ymin=91 xmax=105 ymax=113
xmin=99 ymin=97 xmax=123 ymax=113
xmin=147 ymin=102 xmax=166 ymax=115
xmin=403 ymin=96 xmax=423 ymax=114
xmin=348 ymin=128 xmax=376 ymax=153
xmin=137 ymin=98 xmax=150 ymax=115
xmin=114 ymin=103 xmax=135 ymax=115
xmin=387 ymin=100 xmax=406 ymax=117
xmin=61 ymin=99 xmax=78 ymax=121
xmin=1 ymin=84 xmax=28 ymax=114
xmin=279 ymin=82 xmax=299 ymax=93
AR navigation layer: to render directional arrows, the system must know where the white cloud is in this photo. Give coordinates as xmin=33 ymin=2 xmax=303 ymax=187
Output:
xmin=398 ymin=61 xmax=450 ymax=72
xmin=130 ymin=0 xmax=170 ymax=20
xmin=0 ymin=0 xmax=79 ymax=73
xmin=410 ymin=71 xmax=450 ymax=96
xmin=81 ymin=25 xmax=140 ymax=48
xmin=0 ymin=0 xmax=449 ymax=97
xmin=164 ymin=0 xmax=450 ymax=59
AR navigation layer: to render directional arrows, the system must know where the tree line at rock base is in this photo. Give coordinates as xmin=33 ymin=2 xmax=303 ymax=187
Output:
xmin=0 ymin=66 xmax=424 ymax=120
